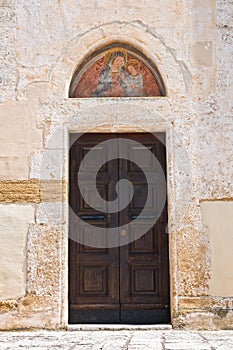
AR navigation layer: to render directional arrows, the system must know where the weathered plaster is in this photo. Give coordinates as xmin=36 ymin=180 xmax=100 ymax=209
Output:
xmin=201 ymin=201 xmax=233 ymax=297
xmin=0 ymin=204 xmax=35 ymax=300
xmin=0 ymin=84 xmax=47 ymax=180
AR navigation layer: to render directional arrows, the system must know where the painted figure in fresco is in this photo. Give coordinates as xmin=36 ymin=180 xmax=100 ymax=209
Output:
xmin=119 ymin=59 xmax=145 ymax=97
xmin=92 ymin=49 xmax=127 ymax=97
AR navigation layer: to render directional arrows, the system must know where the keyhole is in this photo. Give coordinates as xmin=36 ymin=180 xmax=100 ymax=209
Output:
xmin=121 ymin=229 xmax=127 ymax=236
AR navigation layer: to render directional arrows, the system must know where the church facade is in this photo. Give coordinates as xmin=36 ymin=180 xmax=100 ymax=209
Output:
xmin=0 ymin=0 xmax=232 ymax=330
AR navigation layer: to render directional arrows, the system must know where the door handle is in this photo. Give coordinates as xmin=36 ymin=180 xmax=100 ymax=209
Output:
xmin=131 ymin=215 xmax=155 ymax=220
xmin=79 ymin=215 xmax=105 ymax=221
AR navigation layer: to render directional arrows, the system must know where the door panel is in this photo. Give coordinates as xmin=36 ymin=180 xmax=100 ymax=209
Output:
xmin=69 ymin=133 xmax=170 ymax=324
xmin=69 ymin=134 xmax=119 ymax=320
xmin=119 ymin=134 xmax=169 ymax=311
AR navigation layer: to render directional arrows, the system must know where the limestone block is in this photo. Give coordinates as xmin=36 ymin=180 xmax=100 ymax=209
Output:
xmin=0 ymin=180 xmax=40 ymax=203
xmin=0 ymin=157 xmax=29 ymax=180
xmin=178 ymin=296 xmax=229 ymax=311
xmin=27 ymin=224 xmax=64 ymax=296
xmin=0 ymin=180 xmax=66 ymax=203
xmin=0 ymin=6 xmax=16 ymax=28
xmin=191 ymin=41 xmax=213 ymax=67
xmin=29 ymin=151 xmax=43 ymax=180
xmin=192 ymin=0 xmax=215 ymax=40
xmin=0 ymin=100 xmax=43 ymax=180
xmin=0 ymin=64 xmax=18 ymax=103
xmin=201 ymin=201 xmax=233 ymax=297
xmin=36 ymin=202 xmax=64 ymax=225
xmin=30 ymin=150 xmax=64 ymax=180
xmin=216 ymin=0 xmax=233 ymax=28
xmin=14 ymin=0 xmax=189 ymax=69
xmin=43 ymin=125 xmax=64 ymax=150
xmin=177 ymin=227 xmax=209 ymax=296
xmin=0 ymin=0 xmax=15 ymax=8
xmin=40 ymin=180 xmax=67 ymax=203
xmin=0 ymin=204 xmax=35 ymax=300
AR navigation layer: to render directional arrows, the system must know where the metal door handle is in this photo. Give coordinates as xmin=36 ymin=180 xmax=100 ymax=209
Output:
xmin=79 ymin=215 xmax=105 ymax=220
xmin=131 ymin=215 xmax=155 ymax=220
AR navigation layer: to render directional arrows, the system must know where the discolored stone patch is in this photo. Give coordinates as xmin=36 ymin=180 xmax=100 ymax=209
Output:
xmin=0 ymin=180 xmax=67 ymax=203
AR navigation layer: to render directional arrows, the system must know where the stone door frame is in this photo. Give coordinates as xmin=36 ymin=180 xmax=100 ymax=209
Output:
xmin=43 ymin=21 xmax=190 ymax=327
xmin=58 ymin=117 xmax=179 ymax=327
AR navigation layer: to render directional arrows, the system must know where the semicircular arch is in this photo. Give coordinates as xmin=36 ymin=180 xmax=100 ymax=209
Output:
xmin=50 ymin=21 xmax=187 ymax=100
xmin=69 ymin=42 xmax=166 ymax=98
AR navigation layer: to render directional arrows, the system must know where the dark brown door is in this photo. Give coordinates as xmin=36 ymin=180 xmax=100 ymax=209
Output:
xmin=69 ymin=133 xmax=170 ymax=324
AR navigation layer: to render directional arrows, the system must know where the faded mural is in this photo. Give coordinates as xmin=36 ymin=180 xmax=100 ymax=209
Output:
xmin=71 ymin=48 xmax=162 ymax=97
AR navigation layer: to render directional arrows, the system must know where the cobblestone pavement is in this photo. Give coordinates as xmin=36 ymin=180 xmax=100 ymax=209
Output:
xmin=1 ymin=329 xmax=233 ymax=350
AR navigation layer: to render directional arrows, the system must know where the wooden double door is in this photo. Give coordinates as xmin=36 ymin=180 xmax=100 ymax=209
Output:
xmin=69 ymin=133 xmax=170 ymax=324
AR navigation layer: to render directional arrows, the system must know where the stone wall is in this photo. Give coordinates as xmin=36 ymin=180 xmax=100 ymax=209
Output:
xmin=0 ymin=0 xmax=232 ymax=330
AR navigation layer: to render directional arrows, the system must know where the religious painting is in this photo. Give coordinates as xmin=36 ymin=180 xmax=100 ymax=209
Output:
xmin=69 ymin=45 xmax=165 ymax=98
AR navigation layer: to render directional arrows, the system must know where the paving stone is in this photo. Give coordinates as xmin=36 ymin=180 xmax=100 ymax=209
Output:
xmin=1 ymin=330 xmax=233 ymax=349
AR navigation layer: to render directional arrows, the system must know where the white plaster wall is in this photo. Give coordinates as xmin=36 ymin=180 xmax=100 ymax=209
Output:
xmin=195 ymin=0 xmax=233 ymax=200
xmin=201 ymin=201 xmax=233 ymax=297
xmin=0 ymin=84 xmax=46 ymax=180
xmin=0 ymin=204 xmax=35 ymax=300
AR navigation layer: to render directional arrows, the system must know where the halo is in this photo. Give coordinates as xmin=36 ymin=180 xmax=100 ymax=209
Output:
xmin=104 ymin=48 xmax=127 ymax=64
xmin=126 ymin=59 xmax=140 ymax=72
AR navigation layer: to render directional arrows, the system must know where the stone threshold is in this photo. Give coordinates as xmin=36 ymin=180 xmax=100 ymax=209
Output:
xmin=68 ymin=324 xmax=172 ymax=331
